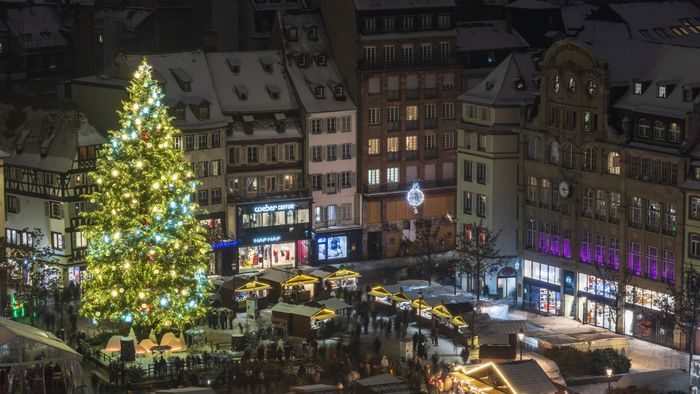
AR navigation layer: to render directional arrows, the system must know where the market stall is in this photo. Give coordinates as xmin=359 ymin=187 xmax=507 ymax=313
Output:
xmin=281 ymin=274 xmax=320 ymax=303
xmin=322 ymin=268 xmax=361 ymax=291
xmin=390 ymin=290 xmax=412 ymax=310
xmin=271 ymin=303 xmax=336 ymax=338
xmin=431 ymin=302 xmax=473 ymax=331
xmin=0 ymin=318 xmax=82 ymax=394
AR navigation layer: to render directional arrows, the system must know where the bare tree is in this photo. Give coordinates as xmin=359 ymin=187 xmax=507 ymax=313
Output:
xmin=0 ymin=228 xmax=59 ymax=326
xmin=654 ymin=266 xmax=700 ymax=392
xmin=593 ymin=262 xmax=635 ymax=334
xmin=406 ymin=213 xmax=450 ymax=285
xmin=454 ymin=221 xmax=505 ymax=347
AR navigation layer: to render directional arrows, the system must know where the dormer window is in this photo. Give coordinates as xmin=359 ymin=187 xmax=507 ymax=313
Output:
xmin=259 ymin=56 xmax=274 ymax=73
xmin=288 ymin=26 xmax=298 ymax=41
xmin=363 ymin=17 xmax=377 ymax=34
xmin=266 ymin=83 xmax=281 ymax=100
xmin=658 ymin=84 xmax=667 ymax=98
xmin=314 ymin=86 xmax=324 ymax=99
xmin=305 ymin=25 xmax=318 ymax=40
xmin=170 ymin=68 xmax=192 ymax=92
xmin=683 ymin=86 xmax=696 ymax=102
xmin=235 ymin=84 xmax=249 ymax=100
xmin=295 ymin=54 xmax=307 ymax=68
xmin=226 ymin=57 xmax=241 ymax=73
xmin=328 ymin=80 xmax=346 ymax=100
xmin=514 ymin=78 xmax=525 ymax=91
xmin=334 ymin=85 xmax=344 ymax=97
xmin=634 ymin=81 xmax=643 ymax=95
xmin=274 ymin=113 xmax=286 ymax=132
xmin=315 ymin=54 xmax=326 ymax=66
xmin=192 ymin=101 xmax=210 ymax=120
xmin=173 ymin=104 xmax=186 ymax=121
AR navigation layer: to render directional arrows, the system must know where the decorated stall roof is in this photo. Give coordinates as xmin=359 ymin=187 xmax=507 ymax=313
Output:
xmin=235 ymin=281 xmax=272 ymax=292
xmin=390 ymin=291 xmax=412 ymax=303
xmin=282 ymin=274 xmax=320 ymax=287
xmin=324 ymin=268 xmax=361 ymax=281
xmin=368 ymin=285 xmax=392 ymax=298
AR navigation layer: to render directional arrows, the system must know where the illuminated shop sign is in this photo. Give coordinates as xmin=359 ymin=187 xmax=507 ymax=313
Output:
xmin=252 ymin=235 xmax=282 ymax=244
xmin=253 ymin=203 xmax=297 ymax=213
xmin=212 ymin=240 xmax=241 ymax=250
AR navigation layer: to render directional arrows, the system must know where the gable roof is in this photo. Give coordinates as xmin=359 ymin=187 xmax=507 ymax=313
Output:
xmin=121 ymin=51 xmax=229 ymax=130
xmin=456 ymin=21 xmax=529 ymax=53
xmin=206 ymin=50 xmax=297 ymax=113
xmin=453 ymin=360 xmax=559 ymax=394
xmin=353 ymin=0 xmax=454 ymax=11
xmin=460 ymin=51 xmax=539 ymax=108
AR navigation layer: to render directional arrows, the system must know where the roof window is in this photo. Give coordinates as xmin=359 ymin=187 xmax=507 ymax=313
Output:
xmin=274 ymin=113 xmax=286 ymax=133
xmin=243 ymin=114 xmax=255 ymax=134
xmin=170 ymin=68 xmax=192 ymax=92
xmin=295 ymin=54 xmax=307 ymax=68
xmin=287 ymin=26 xmax=298 ymax=41
xmin=266 ymin=83 xmax=281 ymax=100
xmin=226 ymin=57 xmax=241 ymax=73
xmin=305 ymin=24 xmax=318 ymax=40
xmin=514 ymin=77 xmax=525 ymax=91
xmin=259 ymin=56 xmax=274 ymax=73
xmin=315 ymin=54 xmax=326 ymax=66
xmin=235 ymin=84 xmax=249 ymax=100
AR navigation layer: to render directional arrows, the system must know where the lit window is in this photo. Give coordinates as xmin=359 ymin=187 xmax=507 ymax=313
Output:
xmin=368 ymin=169 xmax=380 ymax=185
xmin=658 ymin=85 xmax=667 ymax=98
xmin=607 ymin=152 xmax=621 ymax=175
xmin=368 ymin=138 xmax=380 ymax=155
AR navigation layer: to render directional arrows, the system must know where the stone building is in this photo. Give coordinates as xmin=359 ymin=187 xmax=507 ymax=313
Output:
xmin=317 ymin=0 xmax=461 ymax=259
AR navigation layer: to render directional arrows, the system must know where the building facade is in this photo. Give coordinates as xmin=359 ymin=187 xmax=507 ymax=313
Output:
xmin=457 ymin=52 xmax=537 ymax=299
xmin=207 ymin=51 xmax=311 ymax=274
xmin=276 ymin=10 xmax=362 ymax=265
xmin=318 ymin=0 xmax=461 ymax=259
xmin=517 ymin=39 xmax=695 ymax=349
xmin=3 ymin=102 xmax=104 ymax=285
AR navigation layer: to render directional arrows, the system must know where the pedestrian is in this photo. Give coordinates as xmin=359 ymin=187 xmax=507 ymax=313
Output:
xmin=412 ymin=332 xmax=418 ymax=352
xmin=238 ymin=322 xmax=244 ymax=333
xmin=381 ymin=355 xmax=389 ymax=373
xmin=386 ymin=318 xmax=392 ymax=338
xmin=363 ymin=315 xmax=369 ymax=334
xmin=228 ymin=311 xmax=235 ymax=329
xmin=219 ymin=310 xmax=227 ymax=329
xmin=373 ymin=336 xmax=381 ymax=354
xmin=379 ymin=319 xmax=385 ymax=336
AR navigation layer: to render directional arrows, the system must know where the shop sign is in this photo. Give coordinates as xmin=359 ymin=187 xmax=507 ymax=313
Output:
xmin=252 ymin=235 xmax=282 ymax=244
xmin=212 ymin=240 xmax=241 ymax=250
xmin=253 ymin=203 xmax=297 ymax=213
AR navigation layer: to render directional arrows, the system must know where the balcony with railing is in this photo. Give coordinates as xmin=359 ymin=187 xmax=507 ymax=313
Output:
xmin=388 ymin=152 xmax=400 ymax=162
xmin=406 ymin=150 xmax=419 ymax=160
xmin=425 ymin=88 xmax=437 ymax=98
xmin=359 ymin=56 xmax=458 ymax=71
xmin=363 ymin=178 xmax=455 ymax=195
xmin=406 ymin=89 xmax=420 ymax=100
xmin=425 ymin=118 xmax=437 ymax=129
xmin=388 ymin=121 xmax=401 ymax=131
xmin=424 ymin=149 xmax=437 ymax=160
xmin=387 ymin=90 xmax=400 ymax=101
xmin=406 ymin=120 xmax=419 ymax=130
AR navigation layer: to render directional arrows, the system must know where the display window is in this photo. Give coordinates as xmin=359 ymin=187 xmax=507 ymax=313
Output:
xmin=579 ymin=297 xmax=616 ymax=331
xmin=317 ymin=236 xmax=348 ymax=260
xmin=534 ymin=287 xmax=560 ymax=314
xmin=239 ymin=242 xmax=296 ymax=272
xmin=68 ymin=266 xmax=82 ymax=284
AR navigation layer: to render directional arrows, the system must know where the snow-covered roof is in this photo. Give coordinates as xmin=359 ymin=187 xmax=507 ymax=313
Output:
xmin=121 ymin=51 xmax=229 ymax=131
xmin=279 ymin=11 xmax=356 ymax=114
xmin=353 ymin=0 xmax=455 ymax=11
xmin=93 ymin=7 xmax=153 ymax=30
xmin=456 ymin=21 xmax=529 ymax=53
xmin=561 ymin=4 xmax=598 ymax=36
xmin=604 ymin=1 xmax=700 ymax=46
xmin=578 ymin=38 xmax=700 ymax=117
xmin=252 ymin=0 xmax=308 ymax=12
xmin=5 ymin=6 xmax=69 ymax=49
xmin=460 ymin=51 xmax=538 ymax=107
xmin=228 ymin=117 xmax=303 ymax=142
xmin=505 ymin=0 xmax=558 ymax=10
xmin=0 ymin=102 xmax=104 ymax=173
xmin=206 ymin=51 xmax=297 ymax=114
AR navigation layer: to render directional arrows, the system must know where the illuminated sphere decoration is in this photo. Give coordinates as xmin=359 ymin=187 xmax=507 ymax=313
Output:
xmin=407 ymin=182 xmax=425 ymax=208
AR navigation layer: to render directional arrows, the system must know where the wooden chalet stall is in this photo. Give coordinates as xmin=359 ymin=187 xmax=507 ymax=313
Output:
xmin=271 ymin=302 xmax=336 ymax=338
xmin=258 ymin=268 xmax=320 ymax=303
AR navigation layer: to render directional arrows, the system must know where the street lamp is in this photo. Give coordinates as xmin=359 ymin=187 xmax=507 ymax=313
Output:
xmin=417 ymin=289 xmax=424 ymax=336
xmin=606 ymin=368 xmax=613 ymax=393
xmin=517 ymin=329 xmax=524 ymax=361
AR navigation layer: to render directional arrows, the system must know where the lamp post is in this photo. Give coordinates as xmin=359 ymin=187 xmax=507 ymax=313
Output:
xmin=517 ymin=330 xmax=524 ymax=361
xmin=606 ymin=367 xmax=613 ymax=393
xmin=417 ymin=289 xmax=424 ymax=336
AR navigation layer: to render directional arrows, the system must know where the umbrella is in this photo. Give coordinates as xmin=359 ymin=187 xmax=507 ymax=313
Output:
xmin=411 ymin=298 xmax=431 ymax=311
xmin=431 ymin=304 xmax=452 ymax=319
xmin=324 ymin=269 xmax=361 ymax=281
xmin=368 ymin=285 xmax=391 ymax=298
xmin=311 ymin=308 xmax=336 ymax=321
xmin=282 ymin=274 xmax=320 ymax=286
xmin=235 ymin=281 xmax=272 ymax=292
xmin=390 ymin=291 xmax=411 ymax=303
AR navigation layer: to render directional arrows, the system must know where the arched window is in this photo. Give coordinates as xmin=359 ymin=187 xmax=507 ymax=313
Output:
xmin=582 ymin=146 xmax=597 ymax=171
xmin=548 ymin=140 xmax=560 ymax=164
xmin=637 ymin=118 xmax=650 ymax=138
xmin=653 ymin=121 xmax=666 ymax=141
xmin=607 ymin=152 xmax=621 ymax=175
xmin=563 ymin=144 xmax=576 ymax=168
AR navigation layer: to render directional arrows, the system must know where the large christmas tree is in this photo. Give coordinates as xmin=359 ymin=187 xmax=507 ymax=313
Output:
xmin=80 ymin=59 xmax=211 ymax=332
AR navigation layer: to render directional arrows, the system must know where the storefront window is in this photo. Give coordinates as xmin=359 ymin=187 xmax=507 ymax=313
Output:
xmin=523 ymin=260 xmax=561 ymax=285
xmin=317 ymin=236 xmax=348 ymax=260
xmin=239 ymin=243 xmax=296 ymax=272
xmin=241 ymin=207 xmax=310 ymax=229
xmin=68 ymin=266 xmax=82 ymax=284
xmin=625 ymin=285 xmax=673 ymax=310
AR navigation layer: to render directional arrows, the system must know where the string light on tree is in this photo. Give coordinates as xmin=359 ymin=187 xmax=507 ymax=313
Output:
xmin=79 ymin=58 xmax=211 ymax=333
